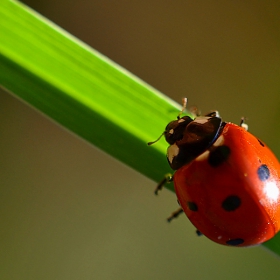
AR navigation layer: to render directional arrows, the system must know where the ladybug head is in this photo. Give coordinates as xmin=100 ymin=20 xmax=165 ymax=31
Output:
xmin=166 ymin=114 xmax=224 ymax=170
xmin=148 ymin=98 xmax=224 ymax=170
xmin=164 ymin=116 xmax=194 ymax=145
xmin=147 ymin=116 xmax=194 ymax=146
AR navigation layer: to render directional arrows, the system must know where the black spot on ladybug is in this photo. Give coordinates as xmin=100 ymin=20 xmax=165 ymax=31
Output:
xmin=257 ymin=164 xmax=270 ymax=181
xmin=187 ymin=201 xmax=198 ymax=211
xmin=257 ymin=139 xmax=265 ymax=147
xmin=208 ymin=146 xmax=231 ymax=167
xmin=222 ymin=195 xmax=241 ymax=211
xmin=226 ymin=238 xmax=244 ymax=246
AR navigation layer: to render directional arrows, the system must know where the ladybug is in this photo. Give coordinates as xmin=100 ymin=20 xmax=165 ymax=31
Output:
xmin=149 ymin=98 xmax=280 ymax=247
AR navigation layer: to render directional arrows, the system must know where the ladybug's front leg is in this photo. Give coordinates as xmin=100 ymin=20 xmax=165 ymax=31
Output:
xmin=154 ymin=173 xmax=173 ymax=195
xmin=155 ymin=174 xmax=186 ymax=222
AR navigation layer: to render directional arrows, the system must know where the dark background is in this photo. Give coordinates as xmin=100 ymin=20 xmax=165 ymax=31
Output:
xmin=1 ymin=1 xmax=280 ymax=279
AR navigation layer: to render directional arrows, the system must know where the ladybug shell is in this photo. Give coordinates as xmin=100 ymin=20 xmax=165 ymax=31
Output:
xmin=173 ymin=122 xmax=280 ymax=247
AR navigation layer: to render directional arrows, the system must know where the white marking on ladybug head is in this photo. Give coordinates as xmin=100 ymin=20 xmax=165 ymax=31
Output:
xmin=213 ymin=135 xmax=225 ymax=147
xmin=178 ymin=118 xmax=185 ymax=123
xmin=193 ymin=116 xmax=210 ymax=124
xmin=195 ymin=150 xmax=210 ymax=162
xmin=167 ymin=144 xmax=179 ymax=164
xmin=204 ymin=111 xmax=220 ymax=118
xmin=168 ymin=128 xmax=174 ymax=134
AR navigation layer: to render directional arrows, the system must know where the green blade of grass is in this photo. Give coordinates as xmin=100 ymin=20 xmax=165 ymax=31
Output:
xmin=1 ymin=0 xmax=280 ymax=254
xmin=0 ymin=0 xmax=179 ymax=186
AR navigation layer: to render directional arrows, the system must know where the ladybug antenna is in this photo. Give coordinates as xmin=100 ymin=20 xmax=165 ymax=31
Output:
xmin=177 ymin=97 xmax=187 ymax=119
xmin=148 ymin=97 xmax=188 ymax=146
xmin=147 ymin=131 xmax=165 ymax=146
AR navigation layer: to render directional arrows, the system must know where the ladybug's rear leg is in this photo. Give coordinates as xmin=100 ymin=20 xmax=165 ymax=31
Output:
xmin=154 ymin=173 xmax=173 ymax=195
xmin=196 ymin=230 xmax=203 ymax=236
xmin=167 ymin=208 xmax=184 ymax=222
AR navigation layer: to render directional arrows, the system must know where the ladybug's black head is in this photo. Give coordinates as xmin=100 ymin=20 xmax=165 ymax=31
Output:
xmin=147 ymin=97 xmax=224 ymax=170
xmin=164 ymin=116 xmax=194 ymax=145
xmin=166 ymin=114 xmax=224 ymax=170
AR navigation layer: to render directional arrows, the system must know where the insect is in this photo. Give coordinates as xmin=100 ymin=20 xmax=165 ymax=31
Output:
xmin=149 ymin=98 xmax=280 ymax=246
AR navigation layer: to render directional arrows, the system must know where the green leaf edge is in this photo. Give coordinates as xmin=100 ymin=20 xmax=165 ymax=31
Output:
xmin=0 ymin=0 xmax=279 ymax=255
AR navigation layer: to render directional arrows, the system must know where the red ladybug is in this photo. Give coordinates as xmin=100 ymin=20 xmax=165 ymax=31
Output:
xmin=150 ymin=99 xmax=280 ymax=247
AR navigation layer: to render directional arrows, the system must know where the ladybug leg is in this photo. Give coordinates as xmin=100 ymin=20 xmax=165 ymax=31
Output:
xmin=196 ymin=230 xmax=203 ymax=236
xmin=154 ymin=173 xmax=173 ymax=195
xmin=167 ymin=208 xmax=184 ymax=222
xmin=240 ymin=117 xmax=248 ymax=131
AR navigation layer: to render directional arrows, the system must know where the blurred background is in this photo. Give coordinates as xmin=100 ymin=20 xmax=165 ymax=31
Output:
xmin=1 ymin=1 xmax=280 ymax=279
